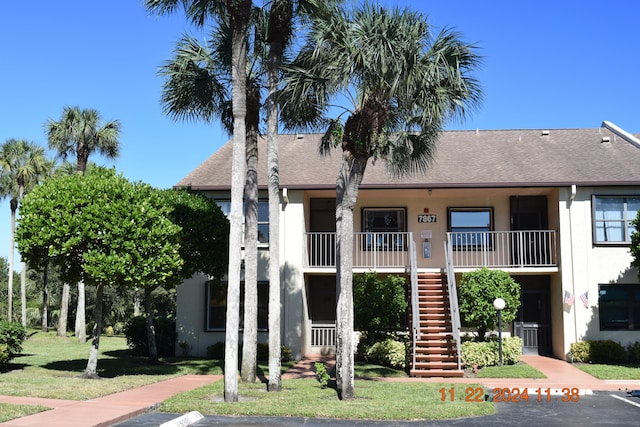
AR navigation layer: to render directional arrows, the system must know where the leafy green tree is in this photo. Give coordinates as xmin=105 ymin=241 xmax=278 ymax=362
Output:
xmin=46 ymin=106 xmax=122 ymax=343
xmin=16 ymin=168 xmax=182 ymax=377
xmin=458 ymin=268 xmax=521 ymax=342
xmin=354 ymin=273 xmax=407 ymax=345
xmin=280 ymin=3 xmax=482 ymax=399
xmin=163 ymin=189 xmax=229 ymax=280
xmin=0 ymin=139 xmax=50 ymax=325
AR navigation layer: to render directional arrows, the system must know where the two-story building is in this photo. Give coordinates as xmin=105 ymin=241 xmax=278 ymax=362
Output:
xmin=174 ymin=121 xmax=640 ymax=377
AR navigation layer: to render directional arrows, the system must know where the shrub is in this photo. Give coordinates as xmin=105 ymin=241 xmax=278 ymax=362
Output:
xmin=628 ymin=342 xmax=640 ymax=364
xmin=354 ymin=273 xmax=407 ymax=345
xmin=569 ymin=341 xmax=590 ymax=363
xmin=458 ymin=268 xmax=521 ymax=341
xmin=461 ymin=336 xmax=522 ymax=368
xmin=0 ymin=321 xmax=27 ymax=361
xmin=207 ymin=342 xmax=225 ymax=359
xmin=314 ymin=362 xmax=330 ymax=388
xmin=569 ymin=340 xmax=627 ymax=364
xmin=0 ymin=344 xmax=9 ymax=365
xmin=501 ymin=336 xmax=523 ymax=365
xmin=210 ymin=342 xmax=293 ymax=362
xmin=590 ymin=340 xmax=626 ymax=364
xmin=281 ymin=346 xmax=293 ymax=362
xmin=124 ymin=315 xmax=176 ymax=357
xmin=365 ymin=339 xmax=407 ymax=370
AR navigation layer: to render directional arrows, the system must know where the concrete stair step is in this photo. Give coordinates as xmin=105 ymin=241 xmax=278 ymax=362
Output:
xmin=410 ymin=368 xmax=464 ymax=378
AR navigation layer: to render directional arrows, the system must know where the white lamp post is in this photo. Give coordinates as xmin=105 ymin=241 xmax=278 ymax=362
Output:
xmin=493 ymin=298 xmax=506 ymax=366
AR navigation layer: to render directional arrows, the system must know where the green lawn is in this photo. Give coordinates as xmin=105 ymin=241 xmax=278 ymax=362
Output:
xmin=575 ymin=363 xmax=640 ymax=380
xmin=159 ymin=380 xmax=495 ymax=420
xmin=1 ymin=331 xmax=223 ymax=400
xmin=477 ymin=363 xmax=546 ymax=378
xmin=0 ymin=330 xmax=497 ymax=422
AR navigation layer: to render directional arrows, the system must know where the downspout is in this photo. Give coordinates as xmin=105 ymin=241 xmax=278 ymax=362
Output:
xmin=568 ymin=185 xmax=579 ymax=344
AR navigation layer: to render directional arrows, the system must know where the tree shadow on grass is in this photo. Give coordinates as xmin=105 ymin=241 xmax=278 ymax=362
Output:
xmin=0 ymin=362 xmax=28 ymax=373
xmin=43 ymin=350 xmax=225 ymax=378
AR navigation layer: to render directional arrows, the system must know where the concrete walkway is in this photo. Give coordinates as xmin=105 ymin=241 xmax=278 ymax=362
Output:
xmin=1 ymin=355 xmax=639 ymax=427
xmin=0 ymin=375 xmax=221 ymax=427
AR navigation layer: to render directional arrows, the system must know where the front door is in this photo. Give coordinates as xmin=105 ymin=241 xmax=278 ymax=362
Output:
xmin=510 ymin=196 xmax=548 ymax=265
xmin=514 ymin=276 xmax=551 ymax=355
xmin=309 ymin=198 xmax=336 ymax=266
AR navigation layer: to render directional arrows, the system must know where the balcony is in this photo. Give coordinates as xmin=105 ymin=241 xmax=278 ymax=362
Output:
xmin=306 ymin=232 xmax=411 ymax=269
xmin=305 ymin=230 xmax=558 ymax=270
xmin=446 ymin=230 xmax=558 ymax=269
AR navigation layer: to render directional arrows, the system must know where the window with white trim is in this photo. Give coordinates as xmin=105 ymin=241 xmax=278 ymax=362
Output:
xmin=599 ymin=284 xmax=640 ymax=331
xmin=205 ymin=280 xmax=268 ymax=331
xmin=361 ymin=207 xmax=407 ymax=251
xmin=592 ymin=196 xmax=640 ymax=244
xmin=448 ymin=207 xmax=493 ymax=250
xmin=215 ymin=200 xmax=269 ymax=245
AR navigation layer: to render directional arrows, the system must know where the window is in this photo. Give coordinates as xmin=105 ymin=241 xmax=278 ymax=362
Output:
xmin=593 ymin=196 xmax=640 ymax=244
xmin=362 ymin=207 xmax=407 ymax=250
xmin=448 ymin=207 xmax=493 ymax=249
xmin=599 ymin=284 xmax=640 ymax=331
xmin=215 ymin=200 xmax=269 ymax=244
xmin=205 ymin=280 xmax=268 ymax=331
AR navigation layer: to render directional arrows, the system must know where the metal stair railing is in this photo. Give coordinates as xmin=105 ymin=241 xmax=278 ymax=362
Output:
xmin=409 ymin=237 xmax=419 ymax=372
xmin=444 ymin=239 xmax=462 ymax=370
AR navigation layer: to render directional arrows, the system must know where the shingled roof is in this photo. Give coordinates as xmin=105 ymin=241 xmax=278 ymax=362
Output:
xmin=175 ymin=124 xmax=640 ymax=190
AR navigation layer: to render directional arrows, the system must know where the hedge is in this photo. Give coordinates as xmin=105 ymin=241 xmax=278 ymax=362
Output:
xmin=461 ymin=336 xmax=523 ymax=368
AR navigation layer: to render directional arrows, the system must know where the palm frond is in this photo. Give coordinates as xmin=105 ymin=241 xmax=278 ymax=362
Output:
xmin=158 ymin=34 xmax=230 ymax=126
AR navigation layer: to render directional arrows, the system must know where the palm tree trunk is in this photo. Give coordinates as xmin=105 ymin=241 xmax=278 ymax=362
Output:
xmin=240 ymin=84 xmax=260 ymax=384
xmin=57 ymin=283 xmax=70 ymax=337
xmin=7 ymin=204 xmax=16 ymax=321
xmin=41 ymin=263 xmax=49 ymax=332
xmin=266 ymin=0 xmax=288 ymax=390
xmin=20 ymin=261 xmax=26 ymax=327
xmin=144 ymin=287 xmax=158 ymax=364
xmin=75 ymin=280 xmax=86 ymax=342
xmin=83 ymin=283 xmax=104 ymax=378
xmin=224 ymin=0 xmax=251 ymax=403
xmin=335 ymin=154 xmax=367 ymax=400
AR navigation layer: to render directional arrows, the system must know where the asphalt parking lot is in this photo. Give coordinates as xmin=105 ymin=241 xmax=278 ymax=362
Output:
xmin=114 ymin=389 xmax=640 ymax=427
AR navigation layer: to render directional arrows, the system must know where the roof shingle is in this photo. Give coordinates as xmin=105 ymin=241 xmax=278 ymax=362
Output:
xmin=175 ymin=127 xmax=640 ymax=190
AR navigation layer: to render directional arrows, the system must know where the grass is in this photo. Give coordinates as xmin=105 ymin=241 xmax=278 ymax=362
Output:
xmin=476 ymin=363 xmax=546 ymax=378
xmin=0 ymin=330 xmax=497 ymax=422
xmin=0 ymin=402 xmax=49 ymax=422
xmin=159 ymin=380 xmax=495 ymax=420
xmin=575 ymin=363 xmax=640 ymax=380
xmin=0 ymin=331 xmax=224 ymax=400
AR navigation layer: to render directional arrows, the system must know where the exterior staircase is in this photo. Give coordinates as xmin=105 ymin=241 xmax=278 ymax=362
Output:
xmin=409 ymin=272 xmax=464 ymax=378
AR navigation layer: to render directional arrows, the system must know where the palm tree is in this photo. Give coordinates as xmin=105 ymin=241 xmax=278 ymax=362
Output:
xmin=262 ymin=0 xmax=336 ymax=392
xmin=0 ymin=139 xmax=50 ymax=325
xmin=280 ymin=3 xmax=483 ymax=399
xmin=155 ymin=9 xmax=262 ymax=384
xmin=146 ymin=0 xmax=251 ymax=402
xmin=264 ymin=0 xmax=292 ymax=393
xmin=46 ymin=106 xmax=121 ymax=343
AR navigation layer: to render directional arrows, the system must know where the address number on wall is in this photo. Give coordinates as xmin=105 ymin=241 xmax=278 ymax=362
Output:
xmin=417 ymin=214 xmax=437 ymax=223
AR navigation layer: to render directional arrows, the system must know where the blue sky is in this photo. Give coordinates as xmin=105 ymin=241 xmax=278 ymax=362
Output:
xmin=0 ymin=0 xmax=639 ymax=266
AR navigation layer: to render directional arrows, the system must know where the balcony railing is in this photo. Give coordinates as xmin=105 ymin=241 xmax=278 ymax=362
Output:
xmin=446 ymin=230 xmax=558 ymax=268
xmin=306 ymin=232 xmax=412 ymax=269
xmin=311 ymin=323 xmax=336 ymax=347
xmin=305 ymin=230 xmax=557 ymax=269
